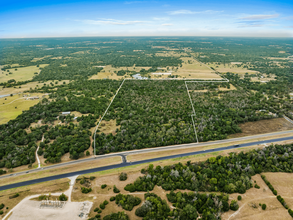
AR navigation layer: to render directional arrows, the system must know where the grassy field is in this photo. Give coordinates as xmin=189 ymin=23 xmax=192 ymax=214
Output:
xmin=0 ymin=93 xmax=48 ymax=124
xmin=173 ymin=57 xmax=222 ymax=79
xmin=264 ymin=172 xmax=293 ymax=210
xmin=222 ymin=174 xmax=292 ymax=220
xmin=31 ymin=55 xmax=52 ymax=62
xmin=208 ymin=62 xmax=259 ymax=74
xmin=0 ymin=64 xmax=49 ymax=83
xmin=0 ymin=80 xmax=69 ymax=96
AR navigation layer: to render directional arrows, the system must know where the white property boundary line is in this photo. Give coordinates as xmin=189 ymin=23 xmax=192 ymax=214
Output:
xmin=93 ymin=79 xmax=126 ymax=157
xmin=93 ymin=74 xmax=230 ymax=155
xmin=185 ymin=78 xmax=229 ymax=144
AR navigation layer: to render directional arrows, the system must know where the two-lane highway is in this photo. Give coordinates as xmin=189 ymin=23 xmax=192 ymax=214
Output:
xmin=1 ymin=134 xmax=293 ymax=191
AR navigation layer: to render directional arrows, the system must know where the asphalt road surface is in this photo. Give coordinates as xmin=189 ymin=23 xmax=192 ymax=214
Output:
xmin=1 ymin=135 xmax=293 ymax=191
xmin=1 ymin=129 xmax=293 ymax=181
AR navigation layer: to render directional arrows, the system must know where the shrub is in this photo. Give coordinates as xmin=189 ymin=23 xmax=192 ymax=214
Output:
xmin=101 ymin=184 xmax=107 ymax=189
xmin=9 ymin=193 xmax=19 ymax=199
xmin=0 ymin=204 xmax=4 ymax=209
xmin=288 ymin=209 xmax=293 ymax=217
xmin=103 ymin=200 xmax=109 ymax=205
xmin=38 ymin=195 xmax=47 ymax=200
xmin=124 ymin=184 xmax=136 ymax=192
xmin=95 ymin=214 xmax=101 ymax=218
xmin=237 ymin=195 xmax=242 ymax=201
xmin=115 ymin=194 xmax=141 ymax=211
xmin=110 ymin=196 xmax=116 ymax=201
xmin=99 ymin=203 xmax=105 ymax=210
xmin=59 ymin=193 xmax=68 ymax=201
xmin=0 ymin=210 xmax=3 ymax=215
xmin=98 ymin=210 xmax=102 ymax=213
xmin=230 ymin=200 xmax=239 ymax=211
xmin=119 ymin=172 xmax=128 ymax=181
xmin=90 ymin=176 xmax=95 ymax=180
xmin=94 ymin=207 xmax=100 ymax=212
xmin=262 ymin=204 xmax=267 ymax=210
xmin=80 ymin=178 xmax=85 ymax=184
xmin=254 ymin=184 xmax=260 ymax=189
xmin=113 ymin=185 xmax=120 ymax=193
xmin=0 ymin=169 xmax=7 ymax=175
xmin=81 ymin=187 xmax=92 ymax=194
xmin=273 ymin=190 xmax=277 ymax=195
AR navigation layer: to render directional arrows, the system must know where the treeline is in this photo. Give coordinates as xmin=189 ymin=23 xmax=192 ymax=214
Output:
xmin=125 ymin=144 xmax=293 ymax=194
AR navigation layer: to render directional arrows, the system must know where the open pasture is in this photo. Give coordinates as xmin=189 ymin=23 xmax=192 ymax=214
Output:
xmin=0 ymin=64 xmax=49 ymax=83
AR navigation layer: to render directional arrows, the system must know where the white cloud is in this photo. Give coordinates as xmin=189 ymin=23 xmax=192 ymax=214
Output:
xmin=152 ymin=17 xmax=170 ymax=21
xmin=78 ymin=19 xmax=146 ymax=25
xmin=162 ymin=23 xmax=173 ymax=26
xmin=283 ymin=16 xmax=293 ymax=20
xmin=168 ymin=10 xmax=223 ymax=15
xmin=239 ymin=14 xmax=279 ymax=20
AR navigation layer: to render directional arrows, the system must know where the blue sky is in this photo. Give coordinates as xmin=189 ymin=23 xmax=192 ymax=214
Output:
xmin=0 ymin=0 xmax=292 ymax=38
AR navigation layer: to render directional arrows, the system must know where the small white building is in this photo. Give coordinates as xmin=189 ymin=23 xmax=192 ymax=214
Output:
xmin=62 ymin=112 xmax=71 ymax=115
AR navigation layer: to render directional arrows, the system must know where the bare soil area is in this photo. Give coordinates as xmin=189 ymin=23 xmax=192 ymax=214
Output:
xmin=263 ymin=172 xmax=293 ymax=209
xmin=229 ymin=118 xmax=293 ymax=138
xmin=222 ymin=174 xmax=291 ymax=220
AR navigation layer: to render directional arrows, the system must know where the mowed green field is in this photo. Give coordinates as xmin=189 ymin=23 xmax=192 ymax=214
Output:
xmin=0 ymin=64 xmax=49 ymax=83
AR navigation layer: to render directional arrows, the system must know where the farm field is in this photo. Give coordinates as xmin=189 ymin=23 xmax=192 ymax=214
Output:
xmin=0 ymin=64 xmax=49 ymax=83
xmin=208 ymin=62 xmax=259 ymax=74
xmin=174 ymin=57 xmax=222 ymax=79
xmin=0 ymin=80 xmax=69 ymax=96
xmin=0 ymin=93 xmax=47 ymax=124
xmin=264 ymin=173 xmax=293 ymax=210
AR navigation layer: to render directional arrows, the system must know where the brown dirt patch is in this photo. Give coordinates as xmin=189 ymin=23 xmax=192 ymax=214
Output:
xmin=263 ymin=172 xmax=293 ymax=209
xmin=98 ymin=119 xmax=120 ymax=135
xmin=229 ymin=118 xmax=293 ymax=138
xmin=222 ymin=174 xmax=291 ymax=220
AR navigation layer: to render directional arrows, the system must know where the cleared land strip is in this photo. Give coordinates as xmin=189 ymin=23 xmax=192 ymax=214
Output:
xmin=1 ymin=132 xmax=293 ymax=191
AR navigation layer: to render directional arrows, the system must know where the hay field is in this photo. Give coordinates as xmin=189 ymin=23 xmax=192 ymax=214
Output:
xmin=263 ymin=172 xmax=293 ymax=209
xmin=0 ymin=64 xmax=49 ymax=83
xmin=0 ymin=80 xmax=69 ymax=96
xmin=209 ymin=62 xmax=259 ymax=74
xmin=0 ymin=93 xmax=47 ymax=124
xmin=31 ymin=55 xmax=52 ymax=62
xmin=173 ymin=57 xmax=222 ymax=79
